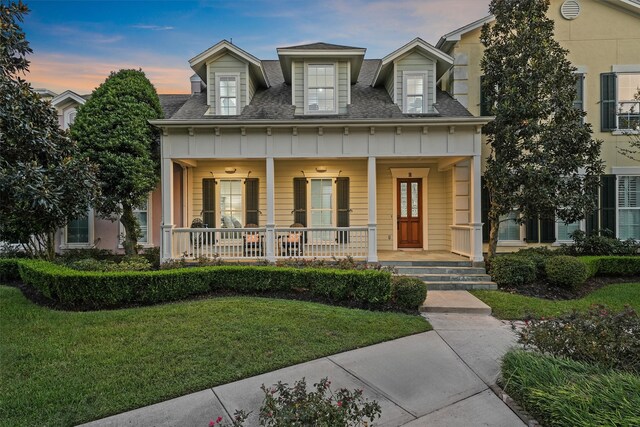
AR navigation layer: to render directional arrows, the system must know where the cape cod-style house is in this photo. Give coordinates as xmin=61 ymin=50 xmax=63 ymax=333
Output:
xmin=150 ymin=39 xmax=490 ymax=263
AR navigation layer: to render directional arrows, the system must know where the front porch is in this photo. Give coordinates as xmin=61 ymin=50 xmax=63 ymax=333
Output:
xmin=161 ymin=156 xmax=484 ymax=264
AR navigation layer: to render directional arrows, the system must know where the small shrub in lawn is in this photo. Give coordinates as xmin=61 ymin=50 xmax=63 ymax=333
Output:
xmin=501 ymin=350 xmax=640 ymax=427
xmin=511 ymin=247 xmax=558 ymax=279
xmin=544 ymin=255 xmax=588 ymax=289
xmin=489 ymin=255 xmax=536 ymax=287
xmin=561 ymin=229 xmax=640 ymax=256
xmin=517 ymin=305 xmax=640 ymax=373
xmin=391 ymin=276 xmax=427 ymax=310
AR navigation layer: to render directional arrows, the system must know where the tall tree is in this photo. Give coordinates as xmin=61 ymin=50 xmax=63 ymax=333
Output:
xmin=0 ymin=0 xmax=98 ymax=259
xmin=480 ymin=0 xmax=603 ymax=258
xmin=71 ymin=69 xmax=163 ymax=255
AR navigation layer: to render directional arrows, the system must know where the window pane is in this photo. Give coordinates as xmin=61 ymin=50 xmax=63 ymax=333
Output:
xmin=411 ymin=182 xmax=419 ymax=217
xmin=618 ymin=73 xmax=640 ymax=101
xmin=557 ymin=221 xmax=580 ymax=241
xmin=308 ymin=65 xmax=335 ymax=113
xmin=68 ymin=216 xmax=89 ymax=244
xmin=400 ymin=182 xmax=408 ymax=217
xmin=220 ymin=179 xmax=242 ymax=227
xmin=619 ymin=209 xmax=640 ymax=240
xmin=498 ymin=211 xmax=520 ymax=241
xmin=406 ymin=95 xmax=423 ymax=113
xmin=135 ymin=211 xmax=148 ymax=243
xmin=619 ymin=176 xmax=639 ymax=208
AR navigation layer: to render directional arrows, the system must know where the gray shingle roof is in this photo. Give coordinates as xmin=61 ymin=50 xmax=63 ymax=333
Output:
xmin=279 ymin=42 xmax=364 ymax=50
xmin=169 ymin=59 xmax=472 ymax=121
xmin=159 ymin=94 xmax=191 ymax=119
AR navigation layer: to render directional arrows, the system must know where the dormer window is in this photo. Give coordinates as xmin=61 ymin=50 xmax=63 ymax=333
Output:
xmin=306 ymin=64 xmax=336 ymax=114
xmin=215 ymin=73 xmax=239 ymax=116
xmin=404 ymin=72 xmax=426 ymax=113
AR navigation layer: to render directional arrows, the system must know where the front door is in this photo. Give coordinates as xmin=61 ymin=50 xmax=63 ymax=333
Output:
xmin=397 ymin=178 xmax=423 ymax=248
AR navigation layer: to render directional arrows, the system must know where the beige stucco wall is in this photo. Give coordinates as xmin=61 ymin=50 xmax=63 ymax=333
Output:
xmin=447 ymin=0 xmax=640 ymax=172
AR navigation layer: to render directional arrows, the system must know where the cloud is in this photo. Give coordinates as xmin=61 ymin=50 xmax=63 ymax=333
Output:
xmin=46 ymin=24 xmax=125 ymax=45
xmin=26 ymin=53 xmax=192 ymax=94
xmin=131 ymin=24 xmax=175 ymax=31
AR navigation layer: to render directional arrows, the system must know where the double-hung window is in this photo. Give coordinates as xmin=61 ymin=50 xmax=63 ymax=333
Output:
xmin=498 ymin=211 xmax=521 ymax=243
xmin=310 ymin=178 xmax=333 ymax=240
xmin=219 ymin=180 xmax=243 ymax=228
xmin=133 ymin=200 xmax=149 ymax=244
xmin=404 ymin=73 xmax=426 ymax=113
xmin=64 ymin=209 xmax=93 ymax=248
xmin=602 ymin=71 xmax=640 ymax=131
xmin=618 ymin=175 xmax=640 ymax=240
xmin=216 ymin=74 xmax=239 ymax=116
xmin=306 ymin=64 xmax=335 ymax=114
xmin=556 ymin=220 xmax=582 ymax=242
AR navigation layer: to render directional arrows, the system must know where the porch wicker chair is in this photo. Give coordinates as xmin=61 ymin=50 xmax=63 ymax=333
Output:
xmin=280 ymin=223 xmax=305 ymax=257
xmin=243 ymin=223 xmax=263 ymax=257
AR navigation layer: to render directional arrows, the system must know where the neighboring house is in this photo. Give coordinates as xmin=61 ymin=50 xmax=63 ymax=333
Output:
xmin=47 ymin=90 xmax=190 ymax=253
xmin=151 ymin=39 xmax=491 ymax=263
xmin=437 ymin=0 xmax=640 ymax=250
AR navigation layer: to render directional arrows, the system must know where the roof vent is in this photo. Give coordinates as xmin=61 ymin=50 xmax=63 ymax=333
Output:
xmin=561 ymin=0 xmax=581 ymax=20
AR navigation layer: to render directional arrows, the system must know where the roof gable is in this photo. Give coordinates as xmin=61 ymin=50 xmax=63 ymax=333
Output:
xmin=277 ymin=42 xmax=366 ymax=83
xmin=51 ymin=90 xmax=86 ymax=107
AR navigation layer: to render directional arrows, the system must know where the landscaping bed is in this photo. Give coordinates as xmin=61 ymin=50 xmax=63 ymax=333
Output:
xmin=0 ymin=285 xmax=430 ymax=427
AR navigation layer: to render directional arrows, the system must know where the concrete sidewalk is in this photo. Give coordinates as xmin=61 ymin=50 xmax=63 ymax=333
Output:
xmin=81 ymin=312 xmax=522 ymax=427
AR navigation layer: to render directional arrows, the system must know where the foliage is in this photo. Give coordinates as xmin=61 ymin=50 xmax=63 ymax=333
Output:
xmin=0 ymin=1 xmax=98 ymax=259
xmin=517 ymin=305 xmax=640 ymax=373
xmin=511 ymin=247 xmax=559 ymax=279
xmin=618 ymin=88 xmax=640 ymax=161
xmin=501 ymin=350 xmax=640 ymax=427
xmin=71 ymin=69 xmax=163 ymax=255
xmin=57 ymin=248 xmax=118 ymax=262
xmin=544 ymin=255 xmax=588 ymax=289
xmin=560 ymin=229 xmax=639 ymax=256
xmin=253 ymin=377 xmax=381 ymax=427
xmin=14 ymin=260 xmax=393 ymax=309
xmin=489 ymin=255 xmax=536 ymax=287
xmin=66 ymin=257 xmax=152 ymax=272
xmin=0 ymin=286 xmax=428 ymax=427
xmin=0 ymin=258 xmax=21 ymax=282
xmin=472 ymin=283 xmax=640 ymax=319
xmin=591 ymin=256 xmax=640 ymax=276
xmin=480 ymin=0 xmax=603 ymax=258
xmin=391 ymin=276 xmax=427 ymax=310
xmin=275 ymin=256 xmax=395 ymax=274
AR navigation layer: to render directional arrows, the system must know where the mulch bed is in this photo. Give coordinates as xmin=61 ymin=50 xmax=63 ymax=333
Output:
xmin=499 ymin=276 xmax=640 ymax=300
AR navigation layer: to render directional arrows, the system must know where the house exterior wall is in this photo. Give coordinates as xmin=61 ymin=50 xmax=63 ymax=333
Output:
xmin=207 ymin=53 xmax=248 ymax=114
xmin=395 ymin=52 xmax=436 ymax=113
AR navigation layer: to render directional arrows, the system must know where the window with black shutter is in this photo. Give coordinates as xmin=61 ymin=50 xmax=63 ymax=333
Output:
xmin=601 ymin=174 xmax=616 ymax=236
xmin=245 ymin=178 xmax=260 ymax=226
xmin=202 ymin=178 xmax=216 ymax=228
xmin=481 ymin=177 xmax=490 ymax=242
xmin=525 ymin=216 xmax=539 ymax=243
xmin=293 ymin=177 xmax=307 ymax=226
xmin=479 ymin=75 xmax=492 ymax=116
xmin=540 ymin=218 xmax=556 ymax=243
xmin=336 ymin=177 xmax=350 ymax=243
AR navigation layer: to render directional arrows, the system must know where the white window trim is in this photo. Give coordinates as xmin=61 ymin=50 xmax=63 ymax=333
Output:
xmin=497 ymin=211 xmax=526 ymax=247
xmin=304 ymin=62 xmax=338 ymax=115
xmin=402 ymin=71 xmax=428 ymax=114
xmin=214 ymin=72 xmax=241 ymax=116
xmin=611 ymin=66 xmax=640 ymax=133
xmin=217 ymin=178 xmax=245 ymax=230
xmin=616 ymin=174 xmax=640 ymax=241
xmin=61 ymin=208 xmax=95 ymax=250
xmin=307 ymin=178 xmax=336 ymax=240
xmin=118 ymin=194 xmax=153 ymax=248
xmin=63 ymin=108 xmax=77 ymax=130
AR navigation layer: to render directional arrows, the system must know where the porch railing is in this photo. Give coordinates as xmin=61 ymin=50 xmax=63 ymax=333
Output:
xmin=171 ymin=226 xmax=369 ymax=260
xmin=450 ymin=225 xmax=472 ymax=258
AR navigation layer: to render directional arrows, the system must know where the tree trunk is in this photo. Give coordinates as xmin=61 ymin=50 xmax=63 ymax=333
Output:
xmin=46 ymin=231 xmax=56 ymax=260
xmin=121 ymin=203 xmax=139 ymax=256
xmin=487 ymin=212 xmax=501 ymax=259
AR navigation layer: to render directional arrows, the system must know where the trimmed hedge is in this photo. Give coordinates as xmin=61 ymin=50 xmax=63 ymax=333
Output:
xmin=544 ymin=255 xmax=589 ymax=289
xmin=579 ymin=256 xmax=640 ymax=277
xmin=14 ymin=260 xmax=393 ymax=309
xmin=489 ymin=255 xmax=536 ymax=287
xmin=0 ymin=258 xmax=21 ymax=282
xmin=391 ymin=277 xmax=427 ymax=310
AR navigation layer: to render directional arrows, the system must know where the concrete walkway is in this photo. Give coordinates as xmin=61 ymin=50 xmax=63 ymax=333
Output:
xmin=81 ymin=312 xmax=523 ymax=427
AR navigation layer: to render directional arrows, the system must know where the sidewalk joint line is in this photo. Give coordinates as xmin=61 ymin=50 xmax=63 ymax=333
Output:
xmin=211 ymin=388 xmax=233 ymax=422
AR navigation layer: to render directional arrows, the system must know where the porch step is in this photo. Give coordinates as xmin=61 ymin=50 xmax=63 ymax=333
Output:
xmin=385 ymin=262 xmax=497 ymax=290
xmin=395 ymin=266 xmax=487 ymax=275
xmin=425 ymin=282 xmax=497 ymax=291
xmin=409 ymin=273 xmax=493 ymax=282
xmin=380 ymin=260 xmax=477 ymax=267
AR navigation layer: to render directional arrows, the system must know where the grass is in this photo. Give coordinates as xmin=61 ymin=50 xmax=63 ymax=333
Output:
xmin=0 ymin=286 xmax=430 ymax=427
xmin=501 ymin=350 xmax=640 ymax=426
xmin=471 ymin=282 xmax=640 ymax=319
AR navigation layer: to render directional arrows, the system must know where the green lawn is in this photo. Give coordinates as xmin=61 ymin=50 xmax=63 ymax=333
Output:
xmin=471 ymin=282 xmax=640 ymax=319
xmin=0 ymin=286 xmax=429 ymax=427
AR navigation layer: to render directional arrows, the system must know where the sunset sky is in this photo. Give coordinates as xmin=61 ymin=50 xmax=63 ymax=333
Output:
xmin=22 ymin=0 xmax=491 ymax=95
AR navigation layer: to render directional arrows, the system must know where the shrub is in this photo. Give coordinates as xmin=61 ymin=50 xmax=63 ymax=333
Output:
xmin=489 ymin=255 xmax=536 ymax=287
xmin=561 ymin=230 xmax=640 ymax=256
xmin=0 ymin=258 xmax=21 ymax=282
xmin=57 ymin=248 xmax=120 ymax=262
xmin=15 ymin=260 xmax=393 ymax=309
xmin=578 ymin=256 xmax=600 ymax=278
xmin=66 ymin=257 xmax=152 ymax=272
xmin=544 ymin=255 xmax=588 ymax=289
xmin=501 ymin=350 xmax=640 ymax=427
xmin=592 ymin=256 xmax=640 ymax=276
xmin=511 ymin=247 xmax=558 ymax=279
xmin=391 ymin=277 xmax=427 ymax=310
xmin=517 ymin=305 xmax=640 ymax=373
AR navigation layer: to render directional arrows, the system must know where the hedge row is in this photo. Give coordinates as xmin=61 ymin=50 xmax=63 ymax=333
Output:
xmin=4 ymin=259 xmax=425 ymax=311
xmin=579 ymin=256 xmax=640 ymax=277
xmin=0 ymin=258 xmax=21 ymax=282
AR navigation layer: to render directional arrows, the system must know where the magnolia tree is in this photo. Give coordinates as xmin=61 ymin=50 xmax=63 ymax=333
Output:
xmin=71 ymin=69 xmax=163 ymax=255
xmin=0 ymin=1 xmax=98 ymax=259
xmin=480 ymin=0 xmax=604 ymax=258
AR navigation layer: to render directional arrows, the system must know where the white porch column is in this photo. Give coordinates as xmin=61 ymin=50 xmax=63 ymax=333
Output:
xmin=161 ymin=158 xmax=174 ymax=262
xmin=469 ymin=154 xmax=484 ymax=264
xmin=265 ymin=157 xmax=276 ymax=262
xmin=367 ymin=156 xmax=378 ymax=262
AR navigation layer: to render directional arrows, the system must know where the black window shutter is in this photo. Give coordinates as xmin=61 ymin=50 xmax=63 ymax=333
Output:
xmin=600 ymin=73 xmax=617 ymax=131
xmin=481 ymin=177 xmax=490 ymax=242
xmin=601 ymin=174 xmax=616 ymax=236
xmin=202 ymin=178 xmax=216 ymax=228
xmin=293 ymin=177 xmax=307 ymax=226
xmin=525 ymin=216 xmax=539 ymax=243
xmin=336 ymin=177 xmax=350 ymax=243
xmin=585 ymin=179 xmax=600 ymax=236
xmin=245 ymin=178 xmax=259 ymax=226
xmin=479 ymin=75 xmax=491 ymax=116
xmin=540 ymin=219 xmax=556 ymax=243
